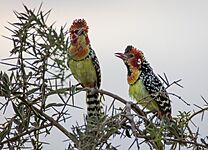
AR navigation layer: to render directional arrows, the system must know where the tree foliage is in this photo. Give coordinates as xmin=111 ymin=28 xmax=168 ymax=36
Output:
xmin=0 ymin=4 xmax=208 ymax=150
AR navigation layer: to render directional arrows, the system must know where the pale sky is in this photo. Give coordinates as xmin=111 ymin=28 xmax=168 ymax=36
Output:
xmin=0 ymin=0 xmax=208 ymax=149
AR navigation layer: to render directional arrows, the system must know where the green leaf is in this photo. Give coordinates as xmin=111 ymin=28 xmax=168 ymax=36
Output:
xmin=12 ymin=102 xmax=23 ymax=120
xmin=45 ymin=103 xmax=64 ymax=109
xmin=201 ymin=138 xmax=208 ymax=147
xmin=0 ymin=129 xmax=9 ymax=142
xmin=0 ymin=120 xmax=13 ymax=142
xmin=125 ymin=129 xmax=131 ymax=138
xmin=26 ymin=88 xmax=40 ymax=95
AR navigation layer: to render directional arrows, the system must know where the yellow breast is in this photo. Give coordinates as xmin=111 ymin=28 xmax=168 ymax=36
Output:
xmin=129 ymin=80 xmax=160 ymax=112
xmin=68 ymin=58 xmax=97 ymax=87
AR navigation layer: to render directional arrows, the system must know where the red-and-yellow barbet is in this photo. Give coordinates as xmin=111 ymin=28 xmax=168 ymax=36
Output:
xmin=68 ymin=19 xmax=102 ymax=120
xmin=115 ymin=45 xmax=172 ymax=119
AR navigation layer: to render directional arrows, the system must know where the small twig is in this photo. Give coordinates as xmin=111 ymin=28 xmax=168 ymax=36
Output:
xmin=15 ymin=96 xmax=78 ymax=146
xmin=0 ymin=122 xmax=52 ymax=145
xmin=123 ymin=102 xmax=137 ymax=135
xmin=168 ymin=92 xmax=190 ymax=106
xmin=167 ymin=79 xmax=183 ymax=89
xmin=188 ymin=106 xmax=208 ymax=121
xmin=165 ymin=138 xmax=207 ymax=149
xmin=158 ymin=73 xmax=169 ymax=86
xmin=201 ymin=96 xmax=208 ymax=106
xmin=32 ymin=106 xmax=78 ymax=145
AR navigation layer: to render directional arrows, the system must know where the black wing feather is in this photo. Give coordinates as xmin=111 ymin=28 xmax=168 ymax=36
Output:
xmin=89 ymin=46 xmax=101 ymax=89
xmin=140 ymin=61 xmax=171 ymax=114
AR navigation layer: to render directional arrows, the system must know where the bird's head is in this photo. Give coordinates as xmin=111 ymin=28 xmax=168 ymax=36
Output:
xmin=115 ymin=45 xmax=145 ymax=84
xmin=69 ymin=19 xmax=90 ymax=45
xmin=69 ymin=19 xmax=90 ymax=60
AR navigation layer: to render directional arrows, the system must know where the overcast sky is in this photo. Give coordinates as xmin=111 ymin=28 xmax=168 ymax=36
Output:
xmin=0 ymin=0 xmax=208 ymax=149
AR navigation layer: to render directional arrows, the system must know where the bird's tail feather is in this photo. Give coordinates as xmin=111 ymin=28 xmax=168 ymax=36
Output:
xmin=86 ymin=91 xmax=102 ymax=120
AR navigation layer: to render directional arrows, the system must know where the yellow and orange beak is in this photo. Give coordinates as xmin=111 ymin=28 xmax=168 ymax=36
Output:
xmin=115 ymin=52 xmax=128 ymax=62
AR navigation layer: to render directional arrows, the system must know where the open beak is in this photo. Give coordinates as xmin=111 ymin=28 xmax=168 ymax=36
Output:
xmin=115 ymin=52 xmax=127 ymax=61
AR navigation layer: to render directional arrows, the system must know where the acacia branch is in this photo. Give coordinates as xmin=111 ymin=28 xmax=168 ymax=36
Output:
xmin=0 ymin=122 xmax=52 ymax=145
xmin=76 ymin=87 xmax=147 ymax=118
xmin=1 ymin=83 xmax=208 ymax=149
xmin=33 ymin=106 xmax=78 ymax=144
xmin=165 ymin=138 xmax=208 ymax=149
xmin=16 ymin=96 xmax=78 ymax=146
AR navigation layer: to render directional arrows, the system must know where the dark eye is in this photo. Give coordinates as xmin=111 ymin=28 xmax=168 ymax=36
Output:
xmin=128 ymin=54 xmax=134 ymax=58
xmin=74 ymin=30 xmax=79 ymax=34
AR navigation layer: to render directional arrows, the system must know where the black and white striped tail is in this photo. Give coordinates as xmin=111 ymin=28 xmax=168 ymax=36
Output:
xmin=86 ymin=91 xmax=102 ymax=121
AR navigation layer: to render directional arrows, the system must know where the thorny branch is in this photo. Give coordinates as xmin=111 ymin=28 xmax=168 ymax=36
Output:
xmin=75 ymin=87 xmax=208 ymax=149
xmin=188 ymin=106 xmax=208 ymax=121
xmin=0 ymin=3 xmax=207 ymax=150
